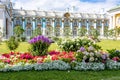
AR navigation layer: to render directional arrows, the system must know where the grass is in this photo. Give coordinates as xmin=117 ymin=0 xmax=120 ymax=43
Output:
xmin=0 ymin=70 xmax=120 ymax=80
xmin=0 ymin=39 xmax=120 ymax=53
xmin=97 ymin=39 xmax=120 ymax=51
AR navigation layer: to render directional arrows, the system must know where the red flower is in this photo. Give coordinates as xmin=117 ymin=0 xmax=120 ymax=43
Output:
xmin=20 ymin=53 xmax=33 ymax=59
xmin=51 ymin=55 xmax=59 ymax=60
xmin=48 ymin=50 xmax=60 ymax=55
xmin=2 ymin=54 xmax=10 ymax=58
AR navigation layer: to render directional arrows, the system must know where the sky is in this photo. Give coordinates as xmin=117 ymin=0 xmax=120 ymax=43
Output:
xmin=11 ymin=0 xmax=120 ymax=13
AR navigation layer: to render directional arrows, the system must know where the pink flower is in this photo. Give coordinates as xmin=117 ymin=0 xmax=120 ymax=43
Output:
xmin=4 ymin=59 xmax=11 ymax=64
xmin=112 ymin=57 xmax=119 ymax=61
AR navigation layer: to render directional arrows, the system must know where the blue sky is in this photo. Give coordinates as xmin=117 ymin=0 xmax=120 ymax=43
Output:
xmin=80 ymin=0 xmax=105 ymax=3
xmin=11 ymin=0 xmax=120 ymax=13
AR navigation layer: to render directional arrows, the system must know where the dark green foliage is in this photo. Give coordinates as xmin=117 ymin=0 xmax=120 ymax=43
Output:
xmin=75 ymin=52 xmax=84 ymax=62
xmin=21 ymin=36 xmax=26 ymax=42
xmin=92 ymin=44 xmax=101 ymax=51
xmin=6 ymin=36 xmax=19 ymax=51
xmin=107 ymin=49 xmax=120 ymax=59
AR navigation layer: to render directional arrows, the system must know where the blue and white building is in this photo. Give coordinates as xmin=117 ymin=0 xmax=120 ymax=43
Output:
xmin=0 ymin=0 xmax=114 ymax=39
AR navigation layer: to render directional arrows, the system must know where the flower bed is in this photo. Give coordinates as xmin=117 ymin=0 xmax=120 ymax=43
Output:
xmin=1 ymin=36 xmax=120 ymax=72
xmin=0 ymin=51 xmax=120 ymax=72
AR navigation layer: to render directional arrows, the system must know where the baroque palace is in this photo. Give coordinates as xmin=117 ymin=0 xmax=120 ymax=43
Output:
xmin=0 ymin=0 xmax=119 ymax=39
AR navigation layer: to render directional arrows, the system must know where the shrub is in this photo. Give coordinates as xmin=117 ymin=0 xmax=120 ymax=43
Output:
xmin=6 ymin=36 xmax=19 ymax=51
xmin=29 ymin=35 xmax=53 ymax=56
xmin=21 ymin=36 xmax=26 ymax=42
xmin=107 ymin=49 xmax=120 ymax=62
xmin=76 ymin=46 xmax=108 ymax=63
xmin=57 ymin=38 xmax=99 ymax=52
xmin=107 ymin=49 xmax=120 ymax=58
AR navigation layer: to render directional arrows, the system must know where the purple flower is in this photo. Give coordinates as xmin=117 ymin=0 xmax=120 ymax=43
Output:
xmin=101 ymin=54 xmax=107 ymax=60
xmin=79 ymin=47 xmax=85 ymax=52
xmin=28 ymin=35 xmax=53 ymax=44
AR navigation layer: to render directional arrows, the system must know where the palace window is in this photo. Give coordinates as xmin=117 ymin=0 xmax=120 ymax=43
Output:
xmin=64 ymin=19 xmax=70 ymax=27
xmin=37 ymin=19 xmax=42 ymax=25
xmin=55 ymin=18 xmax=61 ymax=26
xmin=15 ymin=18 xmax=22 ymax=26
xmin=27 ymin=28 xmax=32 ymax=36
xmin=73 ymin=19 xmax=78 ymax=27
xmin=46 ymin=19 xmax=51 ymax=25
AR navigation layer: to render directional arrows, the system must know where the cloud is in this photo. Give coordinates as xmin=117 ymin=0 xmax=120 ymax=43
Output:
xmin=12 ymin=0 xmax=120 ymax=13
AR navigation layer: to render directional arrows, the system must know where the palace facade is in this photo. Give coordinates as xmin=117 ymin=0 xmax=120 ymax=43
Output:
xmin=0 ymin=0 xmax=119 ymax=39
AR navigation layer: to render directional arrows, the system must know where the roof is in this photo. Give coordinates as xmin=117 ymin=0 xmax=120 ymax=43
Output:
xmin=108 ymin=5 xmax=120 ymax=12
xmin=12 ymin=9 xmax=109 ymax=19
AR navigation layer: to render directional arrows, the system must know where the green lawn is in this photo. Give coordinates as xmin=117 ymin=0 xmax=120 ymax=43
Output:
xmin=0 ymin=70 xmax=120 ymax=80
xmin=97 ymin=39 xmax=120 ymax=51
xmin=0 ymin=40 xmax=120 ymax=53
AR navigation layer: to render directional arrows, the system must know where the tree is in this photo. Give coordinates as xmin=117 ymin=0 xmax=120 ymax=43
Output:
xmin=78 ymin=27 xmax=87 ymax=37
xmin=108 ymin=29 xmax=116 ymax=39
xmin=32 ymin=27 xmax=42 ymax=37
xmin=89 ymin=28 xmax=100 ymax=38
xmin=63 ymin=26 xmax=72 ymax=38
xmin=115 ymin=27 xmax=120 ymax=39
xmin=13 ymin=25 xmax=24 ymax=41
xmin=104 ymin=27 xmax=109 ymax=39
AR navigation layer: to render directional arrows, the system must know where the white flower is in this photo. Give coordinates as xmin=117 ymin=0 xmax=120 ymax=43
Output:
xmin=83 ymin=56 xmax=87 ymax=60
xmin=88 ymin=46 xmax=94 ymax=51
xmin=83 ymin=51 xmax=89 ymax=55
xmin=90 ymin=52 xmax=94 ymax=57
xmin=89 ymin=57 xmax=94 ymax=62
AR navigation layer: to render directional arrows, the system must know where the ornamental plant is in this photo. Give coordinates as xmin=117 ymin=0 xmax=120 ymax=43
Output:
xmin=107 ymin=49 xmax=120 ymax=62
xmin=6 ymin=36 xmax=19 ymax=51
xmin=76 ymin=46 xmax=108 ymax=63
xmin=57 ymin=38 xmax=99 ymax=52
xmin=29 ymin=35 xmax=53 ymax=56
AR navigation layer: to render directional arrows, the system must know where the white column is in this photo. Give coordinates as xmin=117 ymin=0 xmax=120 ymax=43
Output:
xmin=70 ymin=19 xmax=72 ymax=30
xmin=94 ymin=19 xmax=97 ymax=29
xmin=86 ymin=19 xmax=89 ymax=34
xmin=101 ymin=20 xmax=104 ymax=36
xmin=79 ymin=20 xmax=81 ymax=29
xmin=22 ymin=18 xmax=26 ymax=36
xmin=113 ymin=15 xmax=115 ymax=29
xmin=12 ymin=19 xmax=14 ymax=36
xmin=52 ymin=18 xmax=55 ymax=36
xmin=109 ymin=16 xmax=113 ymax=30
xmin=61 ymin=18 xmax=64 ymax=36
xmin=42 ymin=18 xmax=46 ymax=35
xmin=22 ymin=18 xmax=25 ymax=30
xmin=32 ymin=18 xmax=36 ymax=30
xmin=70 ymin=19 xmax=72 ymax=37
